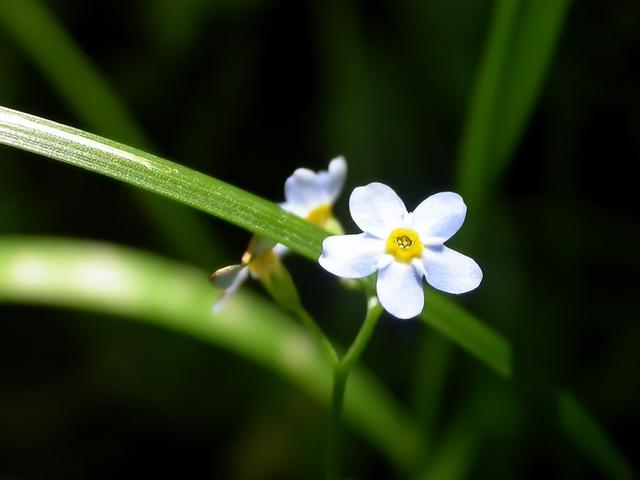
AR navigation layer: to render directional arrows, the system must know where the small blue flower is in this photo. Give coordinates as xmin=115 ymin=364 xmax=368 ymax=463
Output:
xmin=212 ymin=157 xmax=348 ymax=311
xmin=280 ymin=156 xmax=347 ymax=233
xmin=318 ymin=182 xmax=482 ymax=319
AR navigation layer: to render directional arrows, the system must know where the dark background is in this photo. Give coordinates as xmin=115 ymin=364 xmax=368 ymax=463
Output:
xmin=1 ymin=0 xmax=638 ymax=478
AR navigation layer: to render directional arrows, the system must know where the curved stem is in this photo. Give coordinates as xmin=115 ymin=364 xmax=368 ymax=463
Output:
xmin=341 ymin=297 xmax=383 ymax=372
xmin=294 ymin=305 xmax=339 ymax=367
xmin=326 ymin=296 xmax=383 ymax=480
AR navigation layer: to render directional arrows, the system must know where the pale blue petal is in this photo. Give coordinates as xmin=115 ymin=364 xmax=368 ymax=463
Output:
xmin=272 ymin=243 xmax=288 ymax=257
xmin=279 ymin=200 xmax=308 ymax=217
xmin=349 ymin=183 xmax=407 ymax=238
xmin=318 ymin=233 xmax=384 ymax=279
xmin=212 ymin=266 xmax=249 ymax=312
xmin=284 ymin=167 xmax=328 ymax=214
xmin=422 ymin=246 xmax=482 ymax=294
xmin=284 ymin=158 xmax=347 ymax=215
xmin=411 ymin=192 xmax=466 ymax=242
xmin=326 ymin=156 xmax=348 ymax=204
xmin=376 ymin=261 xmax=424 ymax=319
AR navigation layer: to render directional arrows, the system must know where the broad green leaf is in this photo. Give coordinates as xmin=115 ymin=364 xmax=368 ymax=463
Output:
xmin=456 ymin=0 xmax=571 ymax=206
xmin=0 ymin=106 xmax=632 ymax=478
xmin=0 ymin=236 xmax=423 ymax=471
xmin=0 ymin=106 xmax=326 ymax=260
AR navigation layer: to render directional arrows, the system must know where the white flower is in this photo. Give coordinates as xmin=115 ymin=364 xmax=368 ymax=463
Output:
xmin=280 ymin=156 xmax=347 ymax=232
xmin=211 ymin=156 xmax=348 ymax=311
xmin=318 ymin=182 xmax=482 ymax=319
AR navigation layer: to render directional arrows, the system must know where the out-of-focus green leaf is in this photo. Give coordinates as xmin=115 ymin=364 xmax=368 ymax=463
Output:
xmin=456 ymin=0 xmax=571 ymax=206
xmin=559 ymin=393 xmax=634 ymax=480
xmin=0 ymin=236 xmax=422 ymax=471
xmin=421 ymin=295 xmax=634 ymax=480
xmin=0 ymin=0 xmax=147 ymax=148
xmin=0 ymin=106 xmax=326 ymax=260
xmin=0 ymin=0 xmax=221 ymax=265
xmin=421 ymin=292 xmax=511 ymax=378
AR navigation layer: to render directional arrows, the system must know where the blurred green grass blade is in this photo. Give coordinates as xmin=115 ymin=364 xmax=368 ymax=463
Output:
xmin=421 ymin=295 xmax=634 ymax=480
xmin=0 ymin=236 xmax=422 ymax=471
xmin=456 ymin=0 xmax=571 ymax=205
xmin=312 ymin=0 xmax=379 ymax=179
xmin=421 ymin=292 xmax=512 ymax=378
xmin=559 ymin=392 xmax=634 ymax=480
xmin=0 ymin=0 xmax=147 ymax=147
xmin=411 ymin=331 xmax=452 ymax=441
xmin=0 ymin=106 xmax=326 ymax=260
xmin=492 ymin=1 xmax=571 ymax=169
xmin=418 ymin=414 xmax=477 ymax=480
xmin=0 ymin=0 xmax=221 ymax=265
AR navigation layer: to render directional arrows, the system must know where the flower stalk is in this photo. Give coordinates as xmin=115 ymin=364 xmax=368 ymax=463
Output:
xmin=326 ymin=296 xmax=383 ymax=480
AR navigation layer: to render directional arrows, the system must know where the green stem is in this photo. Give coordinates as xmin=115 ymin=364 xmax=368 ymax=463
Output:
xmin=294 ymin=306 xmax=339 ymax=367
xmin=258 ymin=260 xmax=339 ymax=367
xmin=327 ymin=368 xmax=347 ymax=480
xmin=326 ymin=297 xmax=383 ymax=480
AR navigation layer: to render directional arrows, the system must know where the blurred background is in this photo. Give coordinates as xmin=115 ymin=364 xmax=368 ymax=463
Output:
xmin=0 ymin=0 xmax=638 ymax=478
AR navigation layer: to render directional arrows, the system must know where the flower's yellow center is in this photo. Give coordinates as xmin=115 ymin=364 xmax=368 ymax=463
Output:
xmin=306 ymin=203 xmax=333 ymax=227
xmin=245 ymin=249 xmax=277 ymax=276
xmin=242 ymin=236 xmax=279 ymax=277
xmin=385 ymin=228 xmax=423 ymax=263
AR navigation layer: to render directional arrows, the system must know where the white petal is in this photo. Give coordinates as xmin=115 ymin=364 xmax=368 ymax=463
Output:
xmin=349 ymin=183 xmax=407 ymax=238
xmin=279 ymin=201 xmax=308 ymax=217
xmin=210 ymin=264 xmax=245 ymax=289
xmin=212 ymin=266 xmax=249 ymax=312
xmin=326 ymin=156 xmax=348 ymax=204
xmin=272 ymin=243 xmax=288 ymax=257
xmin=247 ymin=236 xmax=277 ymax=258
xmin=376 ymin=261 xmax=425 ymax=319
xmin=318 ymin=233 xmax=384 ymax=279
xmin=422 ymin=246 xmax=482 ymax=294
xmin=412 ymin=192 xmax=466 ymax=242
xmin=284 ymin=167 xmax=327 ymax=214
xmin=283 ymin=158 xmax=347 ymax=215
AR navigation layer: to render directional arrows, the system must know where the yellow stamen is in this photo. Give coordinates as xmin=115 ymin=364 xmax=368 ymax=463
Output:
xmin=246 ymin=249 xmax=278 ymax=276
xmin=385 ymin=228 xmax=423 ymax=263
xmin=306 ymin=203 xmax=333 ymax=227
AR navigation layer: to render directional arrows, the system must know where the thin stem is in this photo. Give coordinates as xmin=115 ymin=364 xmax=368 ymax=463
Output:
xmin=341 ymin=297 xmax=383 ymax=372
xmin=294 ymin=306 xmax=339 ymax=367
xmin=326 ymin=368 xmax=347 ymax=480
xmin=326 ymin=296 xmax=383 ymax=480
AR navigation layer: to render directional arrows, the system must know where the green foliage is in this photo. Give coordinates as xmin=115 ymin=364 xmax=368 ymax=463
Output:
xmin=0 ymin=106 xmax=326 ymax=260
xmin=0 ymin=107 xmax=633 ymax=478
xmin=0 ymin=0 xmax=223 ymax=266
xmin=456 ymin=0 xmax=572 ymax=206
xmin=0 ymin=236 xmax=423 ymax=471
xmin=0 ymin=2 xmax=633 ymax=476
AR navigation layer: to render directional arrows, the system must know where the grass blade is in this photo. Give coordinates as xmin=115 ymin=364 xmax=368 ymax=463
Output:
xmin=0 ymin=106 xmax=326 ymax=260
xmin=0 ymin=236 xmax=423 ymax=471
xmin=559 ymin=393 xmax=634 ymax=480
xmin=456 ymin=0 xmax=571 ymax=206
xmin=421 ymin=295 xmax=633 ymax=479
xmin=421 ymin=292 xmax=512 ymax=378
xmin=0 ymin=0 xmax=222 ymax=265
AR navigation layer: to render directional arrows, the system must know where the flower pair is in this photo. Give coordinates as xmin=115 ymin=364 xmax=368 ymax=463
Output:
xmin=211 ymin=157 xmax=347 ymax=311
xmin=212 ymin=157 xmax=482 ymax=319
